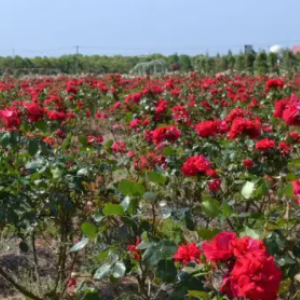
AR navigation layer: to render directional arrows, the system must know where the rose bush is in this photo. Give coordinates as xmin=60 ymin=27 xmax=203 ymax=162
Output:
xmin=0 ymin=73 xmax=299 ymax=299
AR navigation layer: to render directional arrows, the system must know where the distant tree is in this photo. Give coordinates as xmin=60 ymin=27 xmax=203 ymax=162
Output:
xmin=245 ymin=52 xmax=256 ymax=74
xmin=235 ymin=53 xmax=246 ymax=72
xmin=214 ymin=53 xmax=223 ymax=73
xmin=179 ymin=55 xmax=192 ymax=72
xmin=226 ymin=50 xmax=235 ymax=71
xmin=220 ymin=55 xmax=229 ymax=71
xmin=268 ymin=52 xmax=279 ymax=74
xmin=254 ymin=51 xmax=269 ymax=74
xmin=281 ymin=50 xmax=297 ymax=73
xmin=168 ymin=53 xmax=181 ymax=71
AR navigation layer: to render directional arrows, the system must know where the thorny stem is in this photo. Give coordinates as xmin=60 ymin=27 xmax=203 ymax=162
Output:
xmin=31 ymin=232 xmax=43 ymax=294
xmin=58 ymin=252 xmax=79 ymax=299
xmin=151 ymin=202 xmax=156 ymax=238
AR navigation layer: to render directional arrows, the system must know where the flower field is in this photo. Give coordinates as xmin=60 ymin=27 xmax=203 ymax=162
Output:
xmin=1 ymin=73 xmax=300 ymax=300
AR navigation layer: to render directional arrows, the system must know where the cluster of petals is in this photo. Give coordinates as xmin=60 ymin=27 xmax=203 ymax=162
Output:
xmin=202 ymin=232 xmax=282 ymax=300
xmin=151 ymin=125 xmax=181 ymax=145
xmin=182 ymin=155 xmax=216 ymax=177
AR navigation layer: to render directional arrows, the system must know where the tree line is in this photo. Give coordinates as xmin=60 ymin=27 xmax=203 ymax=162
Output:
xmin=0 ymin=49 xmax=299 ymax=75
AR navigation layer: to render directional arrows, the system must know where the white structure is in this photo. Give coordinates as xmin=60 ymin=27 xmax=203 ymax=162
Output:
xmin=269 ymin=45 xmax=283 ymax=55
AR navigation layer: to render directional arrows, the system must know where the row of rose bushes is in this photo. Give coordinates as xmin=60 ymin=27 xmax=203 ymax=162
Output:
xmin=0 ymin=74 xmax=300 ymax=300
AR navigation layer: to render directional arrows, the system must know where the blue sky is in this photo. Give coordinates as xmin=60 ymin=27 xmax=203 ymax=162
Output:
xmin=1 ymin=0 xmax=299 ymax=57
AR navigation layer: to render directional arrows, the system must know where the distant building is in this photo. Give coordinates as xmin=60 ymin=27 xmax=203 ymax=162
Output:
xmin=270 ymin=45 xmax=283 ymax=54
xmin=244 ymin=45 xmax=254 ymax=54
xmin=292 ymin=45 xmax=300 ymax=55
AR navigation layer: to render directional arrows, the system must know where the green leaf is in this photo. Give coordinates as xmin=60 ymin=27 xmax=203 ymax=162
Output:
xmin=283 ymin=183 xmax=293 ymax=198
xmin=254 ymin=179 xmax=269 ymax=199
xmin=163 ymin=147 xmax=175 ymax=156
xmin=81 ymin=222 xmax=97 ymax=239
xmin=51 ymin=167 xmax=64 ymax=179
xmin=70 ymin=237 xmax=89 ymax=252
xmin=241 ymin=181 xmax=256 ymax=199
xmin=240 ymin=227 xmax=260 ymax=239
xmin=118 ymin=179 xmax=145 ymax=196
xmin=103 ymin=204 xmax=124 ymax=216
xmin=61 ymin=133 xmax=72 ymax=150
xmin=286 ymin=173 xmax=297 ymax=181
xmin=222 ymin=202 xmax=233 ymax=217
xmin=157 ymin=260 xmax=177 ymax=283
xmin=132 ymin=182 xmax=145 ymax=195
xmin=28 ymin=140 xmax=39 ymax=156
xmin=202 ymin=197 xmax=220 ymax=218
xmin=118 ymin=179 xmax=134 ymax=195
xmin=112 ymin=261 xmax=126 ymax=279
xmin=94 ymin=263 xmax=111 ymax=280
xmin=148 ymin=171 xmax=166 ymax=185
xmin=197 ymin=228 xmax=221 ymax=240
xmin=36 ymin=120 xmax=47 ymax=132
xmin=188 ymin=290 xmax=210 ymax=300
xmin=79 ymin=136 xmax=88 ymax=146
xmin=0 ymin=132 xmax=11 ymax=147
xmin=143 ymin=246 xmax=163 ymax=265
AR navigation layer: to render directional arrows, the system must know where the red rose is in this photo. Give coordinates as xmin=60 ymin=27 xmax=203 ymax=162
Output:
xmin=274 ymin=99 xmax=288 ymax=118
xmin=47 ymin=110 xmax=67 ymax=121
xmin=226 ymin=108 xmax=249 ymax=123
xmin=208 ymin=178 xmax=222 ymax=192
xmin=151 ymin=126 xmax=180 ymax=145
xmin=243 ymin=159 xmax=254 ymax=170
xmin=111 ymin=141 xmax=126 ymax=153
xmin=0 ymin=107 xmax=21 ymax=129
xmin=255 ymin=138 xmax=275 ymax=151
xmin=202 ymin=232 xmax=236 ymax=262
xmin=292 ymin=180 xmax=300 ymax=204
xmin=282 ymin=107 xmax=300 ymax=126
xmin=87 ymin=135 xmax=103 ymax=145
xmin=195 ymin=121 xmax=219 ymax=138
xmin=174 ymin=243 xmax=201 ymax=264
xmin=231 ymin=236 xmax=267 ymax=258
xmin=155 ymin=99 xmax=168 ymax=114
xmin=68 ymin=278 xmax=77 ymax=288
xmin=278 ymin=141 xmax=291 ymax=155
xmin=290 ymin=131 xmax=300 ymax=143
xmin=266 ymin=78 xmax=284 ymax=91
xmin=25 ymin=103 xmax=44 ymax=122
xmin=127 ymin=238 xmax=141 ymax=259
xmin=222 ymin=254 xmax=281 ymax=300
xmin=227 ymin=118 xmax=260 ymax=139
xmin=181 ymin=155 xmax=214 ymax=177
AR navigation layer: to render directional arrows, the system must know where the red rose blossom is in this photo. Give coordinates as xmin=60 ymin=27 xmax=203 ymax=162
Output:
xmin=174 ymin=243 xmax=201 ymax=264
xmin=255 ymin=138 xmax=275 ymax=151
xmin=202 ymin=232 xmax=236 ymax=262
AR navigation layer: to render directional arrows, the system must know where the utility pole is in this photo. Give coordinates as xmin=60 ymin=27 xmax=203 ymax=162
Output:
xmin=75 ymin=45 xmax=79 ymax=74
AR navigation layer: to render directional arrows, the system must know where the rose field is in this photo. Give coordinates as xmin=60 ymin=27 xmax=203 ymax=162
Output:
xmin=1 ymin=73 xmax=300 ymax=300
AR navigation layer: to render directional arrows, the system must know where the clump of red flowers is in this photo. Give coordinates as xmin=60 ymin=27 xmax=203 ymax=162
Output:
xmin=266 ymin=78 xmax=284 ymax=91
xmin=174 ymin=242 xmax=201 ymax=264
xmin=227 ymin=117 xmax=261 ymax=139
xmin=151 ymin=125 xmax=181 ymax=145
xmin=255 ymin=138 xmax=275 ymax=151
xmin=181 ymin=155 xmax=216 ymax=177
xmin=203 ymin=232 xmax=282 ymax=300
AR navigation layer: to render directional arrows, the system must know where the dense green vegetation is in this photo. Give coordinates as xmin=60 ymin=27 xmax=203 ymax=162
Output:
xmin=1 ymin=49 xmax=300 ymax=75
